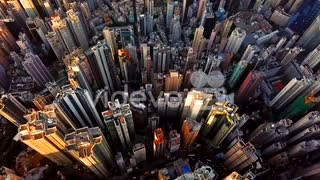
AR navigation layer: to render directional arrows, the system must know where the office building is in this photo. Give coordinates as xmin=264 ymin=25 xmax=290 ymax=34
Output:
xmin=164 ymin=70 xmax=182 ymax=91
xmin=0 ymin=65 xmax=9 ymax=90
xmin=22 ymin=51 xmax=54 ymax=87
xmin=18 ymin=0 xmax=39 ymax=19
xmin=0 ymin=166 xmax=24 ymax=180
xmin=0 ymin=94 xmax=27 ymax=126
xmin=168 ymin=130 xmax=180 ymax=153
xmin=102 ymin=27 xmax=118 ymax=55
xmin=51 ymin=16 xmax=76 ymax=53
xmin=66 ymin=9 xmax=89 ymax=50
xmin=181 ymin=118 xmax=202 ymax=148
xmin=153 ymin=128 xmax=166 ymax=158
xmin=19 ymin=109 xmax=73 ymax=166
xmin=87 ymin=41 xmax=117 ymax=92
xmin=65 ymin=127 xmax=114 ymax=178
xmin=53 ymin=87 xmax=105 ymax=130
xmin=133 ymin=143 xmax=146 ymax=163
xmin=223 ymin=172 xmax=246 ymax=180
xmin=225 ymin=28 xmax=246 ymax=54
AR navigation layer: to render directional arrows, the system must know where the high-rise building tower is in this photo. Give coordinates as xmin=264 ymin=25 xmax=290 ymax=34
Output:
xmin=66 ymin=9 xmax=89 ymax=50
xmin=87 ymin=41 xmax=117 ymax=92
xmin=170 ymin=15 xmax=182 ymax=43
xmin=46 ymin=31 xmax=65 ymax=60
xmin=181 ymin=118 xmax=202 ymax=148
xmin=227 ymin=60 xmax=249 ymax=89
xmin=22 ymin=51 xmax=54 ymax=87
xmin=0 ymin=21 xmax=18 ymax=50
xmin=65 ymin=127 xmax=114 ymax=178
xmin=168 ymin=130 xmax=181 ymax=153
xmin=269 ymin=77 xmax=314 ymax=110
xmin=103 ymin=27 xmax=118 ymax=56
xmin=53 ymin=87 xmax=105 ymax=130
xmin=64 ymin=49 xmax=95 ymax=97
xmin=19 ymin=109 xmax=74 ymax=166
xmin=302 ymin=44 xmax=320 ymax=70
xmin=166 ymin=0 xmax=174 ymax=27
xmin=280 ymin=47 xmax=302 ymax=65
xmin=224 ymin=28 xmax=246 ymax=54
xmin=164 ymin=70 xmax=182 ymax=91
xmin=0 ymin=94 xmax=27 ymax=126
xmin=180 ymin=90 xmax=213 ymax=124
xmin=202 ymin=2 xmax=215 ymax=39
xmin=297 ymin=16 xmax=320 ymax=51
xmin=51 ymin=16 xmax=76 ymax=53
xmin=153 ymin=128 xmax=166 ymax=158
xmin=18 ymin=0 xmax=39 ymax=19
xmin=287 ymin=0 xmax=320 ymax=33
xmin=235 ymin=71 xmax=264 ymax=105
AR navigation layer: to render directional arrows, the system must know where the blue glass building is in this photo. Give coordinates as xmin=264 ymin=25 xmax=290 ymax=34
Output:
xmin=287 ymin=0 xmax=320 ymax=33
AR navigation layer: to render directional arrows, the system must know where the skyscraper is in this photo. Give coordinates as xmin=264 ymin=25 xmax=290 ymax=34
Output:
xmin=51 ymin=16 xmax=76 ymax=53
xmin=65 ymin=127 xmax=114 ymax=178
xmin=46 ymin=31 xmax=65 ymax=60
xmin=0 ymin=94 xmax=27 ymax=126
xmin=301 ymin=44 xmax=320 ymax=70
xmin=297 ymin=16 xmax=320 ymax=51
xmin=0 ymin=21 xmax=18 ymax=50
xmin=22 ymin=51 xmax=54 ymax=87
xmin=192 ymin=26 xmax=204 ymax=57
xmin=66 ymin=9 xmax=89 ymax=50
xmin=224 ymin=28 xmax=246 ymax=54
xmin=166 ymin=0 xmax=174 ymax=27
xmin=170 ymin=15 xmax=182 ymax=43
xmin=133 ymin=143 xmax=146 ymax=163
xmin=202 ymin=2 xmax=215 ymax=39
xmin=227 ymin=60 xmax=249 ymax=89
xmin=153 ymin=128 xmax=166 ymax=158
xmin=87 ymin=41 xmax=117 ymax=92
xmin=19 ymin=109 xmax=74 ymax=166
xmin=103 ymin=27 xmax=118 ymax=56
xmin=53 ymin=87 xmax=105 ymax=130
xmin=180 ymin=90 xmax=213 ymax=124
xmin=287 ymin=0 xmax=320 ymax=33
xmin=164 ymin=70 xmax=182 ymax=91
xmin=168 ymin=130 xmax=181 ymax=153
xmin=64 ymin=49 xmax=95 ymax=97
xmin=280 ymin=47 xmax=302 ymax=65
xmin=18 ymin=0 xmax=39 ymax=19
xmin=181 ymin=118 xmax=202 ymax=148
